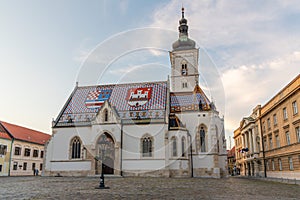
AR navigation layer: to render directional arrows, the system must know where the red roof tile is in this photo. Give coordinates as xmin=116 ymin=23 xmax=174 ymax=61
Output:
xmin=227 ymin=146 xmax=236 ymax=157
xmin=0 ymin=121 xmax=51 ymax=145
xmin=0 ymin=123 xmax=11 ymax=140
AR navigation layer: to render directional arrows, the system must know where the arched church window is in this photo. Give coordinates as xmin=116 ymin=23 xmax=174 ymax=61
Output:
xmin=104 ymin=109 xmax=108 ymax=122
xmin=181 ymin=63 xmax=188 ymax=75
xmin=71 ymin=136 xmax=81 ymax=159
xmin=181 ymin=137 xmax=186 ymax=157
xmin=200 ymin=127 xmax=206 ymax=152
xmin=172 ymin=137 xmax=177 ymax=157
xmin=142 ymin=136 xmax=153 ymax=157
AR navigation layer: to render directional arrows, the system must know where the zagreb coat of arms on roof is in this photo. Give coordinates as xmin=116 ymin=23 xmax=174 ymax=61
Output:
xmin=126 ymin=87 xmax=152 ymax=107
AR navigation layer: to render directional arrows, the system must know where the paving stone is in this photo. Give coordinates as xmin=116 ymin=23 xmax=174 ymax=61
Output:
xmin=0 ymin=176 xmax=299 ymax=199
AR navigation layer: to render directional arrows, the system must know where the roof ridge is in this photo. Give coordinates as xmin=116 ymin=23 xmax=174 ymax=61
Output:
xmin=77 ymin=80 xmax=167 ymax=88
xmin=0 ymin=121 xmax=49 ymax=136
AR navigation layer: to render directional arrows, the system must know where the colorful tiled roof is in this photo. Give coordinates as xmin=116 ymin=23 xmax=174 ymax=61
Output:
xmin=0 ymin=121 xmax=51 ymax=145
xmin=170 ymin=85 xmax=212 ymax=112
xmin=55 ymin=81 xmax=168 ymax=126
xmin=0 ymin=123 xmax=11 ymax=140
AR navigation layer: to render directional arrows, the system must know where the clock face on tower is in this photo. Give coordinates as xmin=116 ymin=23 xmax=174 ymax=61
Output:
xmin=182 ymin=69 xmax=187 ymax=75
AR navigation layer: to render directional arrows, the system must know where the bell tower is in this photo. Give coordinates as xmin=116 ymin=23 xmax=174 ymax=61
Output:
xmin=170 ymin=7 xmax=199 ymax=92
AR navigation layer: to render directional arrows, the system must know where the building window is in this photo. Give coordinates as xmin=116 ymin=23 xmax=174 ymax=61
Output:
xmin=104 ymin=109 xmax=108 ymax=122
xmin=266 ymin=160 xmax=269 ymax=171
xmin=263 ymin=122 xmax=266 ymax=133
xmin=278 ymin=158 xmax=282 ymax=171
xmin=286 ymin=131 xmax=291 ymax=145
xmin=33 ymin=150 xmax=39 ymax=157
xmin=273 ymin=114 xmax=277 ymax=126
xmin=71 ymin=137 xmax=81 ymax=159
xmin=181 ymin=63 xmax=187 ymax=75
xmin=272 ymin=159 xmax=275 ymax=170
xmin=269 ymin=136 xmax=273 ymax=149
xmin=0 ymin=165 xmax=2 ymax=172
xmin=292 ymin=101 xmax=298 ymax=115
xmin=24 ymin=148 xmax=31 ymax=157
xmin=283 ymin=107 xmax=288 ymax=120
xmin=13 ymin=162 xmax=18 ymax=170
xmin=267 ymin=118 xmax=271 ymax=129
xmin=181 ymin=137 xmax=186 ymax=157
xmin=40 ymin=151 xmax=44 ymax=158
xmin=23 ymin=162 xmax=27 ymax=170
xmin=0 ymin=144 xmax=7 ymax=155
xmin=182 ymin=82 xmax=188 ymax=88
xmin=40 ymin=163 xmax=43 ymax=171
xmin=296 ymin=127 xmax=300 ymax=143
xmin=275 ymin=135 xmax=280 ymax=148
xmin=172 ymin=137 xmax=177 ymax=157
xmin=288 ymin=157 xmax=293 ymax=170
xmin=14 ymin=147 xmax=21 ymax=155
xmin=142 ymin=136 xmax=153 ymax=157
xmin=200 ymin=127 xmax=206 ymax=152
xmin=264 ymin=137 xmax=268 ymax=151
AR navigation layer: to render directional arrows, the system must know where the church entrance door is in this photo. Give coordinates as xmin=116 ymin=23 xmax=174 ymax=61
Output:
xmin=103 ymin=157 xmax=114 ymax=174
xmin=95 ymin=133 xmax=115 ymax=175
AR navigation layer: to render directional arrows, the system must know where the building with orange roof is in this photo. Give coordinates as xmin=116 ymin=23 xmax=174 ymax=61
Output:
xmin=0 ymin=123 xmax=12 ymax=176
xmin=227 ymin=146 xmax=236 ymax=175
xmin=0 ymin=121 xmax=51 ymax=176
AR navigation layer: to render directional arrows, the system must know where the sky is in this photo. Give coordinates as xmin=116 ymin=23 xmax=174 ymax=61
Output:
xmin=0 ymin=0 xmax=299 ymax=148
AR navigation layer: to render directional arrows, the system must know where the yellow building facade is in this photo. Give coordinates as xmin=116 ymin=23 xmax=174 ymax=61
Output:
xmin=234 ymin=74 xmax=300 ymax=179
xmin=0 ymin=136 xmax=12 ymax=176
xmin=260 ymin=74 xmax=300 ymax=179
xmin=10 ymin=140 xmax=46 ymax=176
xmin=0 ymin=121 xmax=50 ymax=176
xmin=234 ymin=105 xmax=264 ymax=177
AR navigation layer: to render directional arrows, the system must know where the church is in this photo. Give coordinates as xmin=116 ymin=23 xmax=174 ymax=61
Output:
xmin=44 ymin=8 xmax=227 ymax=178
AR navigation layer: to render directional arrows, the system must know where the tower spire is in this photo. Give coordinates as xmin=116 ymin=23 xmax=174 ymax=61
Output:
xmin=178 ymin=7 xmax=188 ymax=37
xmin=172 ymin=7 xmax=196 ymax=50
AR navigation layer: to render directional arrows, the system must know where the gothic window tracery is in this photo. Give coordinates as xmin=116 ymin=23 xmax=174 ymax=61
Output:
xmin=181 ymin=137 xmax=186 ymax=157
xmin=172 ymin=136 xmax=177 ymax=157
xmin=70 ymin=136 xmax=82 ymax=159
xmin=141 ymin=135 xmax=153 ymax=157
xmin=199 ymin=126 xmax=206 ymax=152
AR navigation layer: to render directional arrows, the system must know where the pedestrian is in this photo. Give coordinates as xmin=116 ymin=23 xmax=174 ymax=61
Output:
xmin=33 ymin=168 xmax=36 ymax=176
xmin=35 ymin=169 xmax=39 ymax=176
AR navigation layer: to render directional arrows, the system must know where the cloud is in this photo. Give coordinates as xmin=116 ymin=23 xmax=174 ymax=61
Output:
xmin=222 ymin=51 xmax=300 ymax=137
xmin=109 ymin=64 xmax=143 ymax=75
xmin=150 ymin=0 xmax=300 ymax=68
xmin=119 ymin=0 xmax=129 ymax=15
xmin=73 ymin=1 xmax=300 ymax=147
xmin=149 ymin=1 xmax=300 ymax=145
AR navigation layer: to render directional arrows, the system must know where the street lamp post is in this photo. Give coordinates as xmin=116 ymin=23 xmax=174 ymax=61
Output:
xmin=95 ymin=134 xmax=110 ymax=189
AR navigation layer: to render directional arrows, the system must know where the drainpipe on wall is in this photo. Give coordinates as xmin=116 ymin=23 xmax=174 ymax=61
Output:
xmin=8 ymin=138 xmax=14 ymax=176
xmin=187 ymin=130 xmax=193 ymax=178
xmin=120 ymin=120 xmax=123 ymax=177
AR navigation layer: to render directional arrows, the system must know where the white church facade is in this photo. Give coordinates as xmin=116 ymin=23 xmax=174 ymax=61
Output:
xmin=44 ymin=8 xmax=227 ymax=178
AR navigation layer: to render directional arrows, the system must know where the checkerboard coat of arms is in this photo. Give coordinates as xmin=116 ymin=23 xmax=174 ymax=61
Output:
xmin=85 ymin=89 xmax=112 ymax=109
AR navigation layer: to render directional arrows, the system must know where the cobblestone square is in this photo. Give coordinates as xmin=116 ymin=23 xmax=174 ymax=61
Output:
xmin=1 ymin=176 xmax=300 ymax=199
